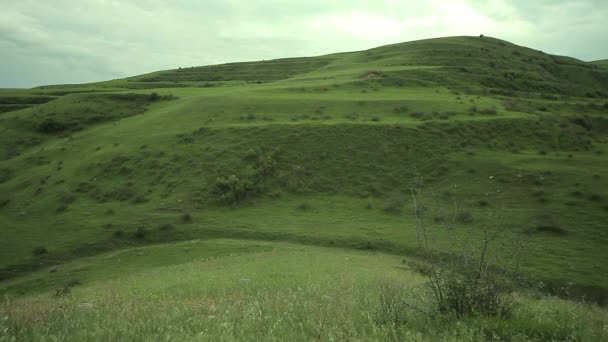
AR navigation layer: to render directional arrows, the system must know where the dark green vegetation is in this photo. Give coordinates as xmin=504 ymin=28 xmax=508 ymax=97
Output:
xmin=1 ymin=36 xmax=607 ymax=340
xmin=591 ymin=59 xmax=608 ymax=70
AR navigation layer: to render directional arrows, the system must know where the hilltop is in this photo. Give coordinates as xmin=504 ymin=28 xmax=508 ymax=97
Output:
xmin=0 ymin=36 xmax=607 ymax=340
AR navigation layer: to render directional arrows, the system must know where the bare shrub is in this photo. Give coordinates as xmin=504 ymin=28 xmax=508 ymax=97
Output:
xmin=405 ymin=178 xmax=522 ymax=318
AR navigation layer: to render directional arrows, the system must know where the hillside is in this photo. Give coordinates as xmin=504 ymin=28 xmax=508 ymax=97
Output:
xmin=1 ymin=35 xmax=608 ymax=339
xmin=591 ymin=59 xmax=608 ymax=70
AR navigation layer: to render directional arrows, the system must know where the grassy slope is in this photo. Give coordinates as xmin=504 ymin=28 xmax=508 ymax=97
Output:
xmin=591 ymin=59 xmax=608 ymax=70
xmin=1 ymin=35 xmax=607 ymax=312
xmin=2 ymin=239 xmax=607 ymax=341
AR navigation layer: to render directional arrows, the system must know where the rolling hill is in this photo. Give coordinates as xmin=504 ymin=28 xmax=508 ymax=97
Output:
xmin=1 ymin=35 xmax=607 ymax=340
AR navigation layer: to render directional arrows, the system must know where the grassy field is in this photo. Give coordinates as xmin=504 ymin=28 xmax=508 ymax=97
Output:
xmin=2 ymin=239 xmax=607 ymax=341
xmin=1 ymin=35 xmax=607 ymax=339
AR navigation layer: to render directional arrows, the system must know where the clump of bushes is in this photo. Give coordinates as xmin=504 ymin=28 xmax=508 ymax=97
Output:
xmin=213 ymin=174 xmax=256 ymax=204
xmin=37 ymin=119 xmax=67 ymax=133
xmin=213 ymin=149 xmax=278 ymax=204
xmin=410 ymin=111 xmax=425 ymax=119
xmin=180 ymin=213 xmax=192 ymax=222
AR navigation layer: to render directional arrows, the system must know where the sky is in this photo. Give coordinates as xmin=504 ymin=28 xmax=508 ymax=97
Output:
xmin=1 ymin=0 xmax=607 ymax=88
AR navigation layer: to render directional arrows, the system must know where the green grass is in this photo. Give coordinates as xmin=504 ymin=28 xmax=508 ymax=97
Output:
xmin=1 ymin=35 xmax=608 ymax=338
xmin=2 ymin=239 xmax=607 ymax=341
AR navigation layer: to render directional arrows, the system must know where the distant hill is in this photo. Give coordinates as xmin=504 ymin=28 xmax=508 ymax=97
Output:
xmin=35 ymin=36 xmax=608 ymax=98
xmin=591 ymin=59 xmax=608 ymax=70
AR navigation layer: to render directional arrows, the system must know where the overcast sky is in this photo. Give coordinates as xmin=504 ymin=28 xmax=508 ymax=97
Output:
xmin=1 ymin=0 xmax=607 ymax=88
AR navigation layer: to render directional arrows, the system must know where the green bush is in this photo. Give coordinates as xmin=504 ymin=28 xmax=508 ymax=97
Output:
xmin=383 ymin=197 xmax=403 ymax=213
xmin=180 ymin=213 xmax=192 ymax=222
xmin=134 ymin=227 xmax=147 ymax=239
xmin=158 ymin=223 xmax=174 ymax=231
xmin=37 ymin=119 xmax=67 ymax=133
xmin=456 ymin=211 xmax=474 ymax=223
xmin=213 ymin=174 xmax=256 ymax=204
xmin=33 ymin=246 xmax=48 ymax=256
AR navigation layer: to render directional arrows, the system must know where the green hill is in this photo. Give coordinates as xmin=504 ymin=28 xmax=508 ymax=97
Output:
xmin=591 ymin=59 xmax=608 ymax=70
xmin=1 ymin=35 xmax=607 ymax=340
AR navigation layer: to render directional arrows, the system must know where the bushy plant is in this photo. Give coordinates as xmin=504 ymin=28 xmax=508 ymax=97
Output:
xmin=406 ymin=178 xmax=521 ymax=318
xmin=383 ymin=197 xmax=403 ymax=213
xmin=213 ymin=174 xmax=256 ymax=204
xmin=33 ymin=246 xmax=48 ymax=256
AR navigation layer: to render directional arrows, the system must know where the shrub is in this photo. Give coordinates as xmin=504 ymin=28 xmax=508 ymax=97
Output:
xmin=479 ymin=107 xmax=498 ymax=115
xmin=534 ymin=225 xmax=566 ymax=235
xmin=37 ymin=119 xmax=66 ymax=133
xmin=457 ymin=211 xmax=473 ymax=223
xmin=158 ymin=223 xmax=174 ymax=231
xmin=132 ymin=195 xmax=147 ymax=204
xmin=180 ymin=213 xmax=192 ymax=222
xmin=410 ymin=111 xmax=425 ymax=119
xmin=33 ymin=246 xmax=48 ymax=256
xmin=383 ymin=197 xmax=403 ymax=213
xmin=0 ymin=168 xmax=14 ymax=184
xmin=589 ymin=194 xmax=602 ymax=202
xmin=393 ymin=106 xmax=408 ymax=113
xmin=296 ymin=203 xmax=311 ymax=211
xmin=477 ymin=200 xmax=489 ymax=207
xmin=213 ymin=174 xmax=256 ymax=204
xmin=134 ymin=227 xmax=147 ymax=239
xmin=410 ymin=180 xmax=518 ymax=319
xmin=371 ymin=116 xmax=380 ymax=122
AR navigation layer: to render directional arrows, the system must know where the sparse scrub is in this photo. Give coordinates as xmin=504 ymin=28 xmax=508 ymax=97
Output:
xmin=407 ymin=179 xmax=520 ymax=319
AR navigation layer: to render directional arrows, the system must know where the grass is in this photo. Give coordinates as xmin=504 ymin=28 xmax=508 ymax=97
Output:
xmin=1 ymin=239 xmax=607 ymax=341
xmin=1 ymin=35 xmax=608 ymax=338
